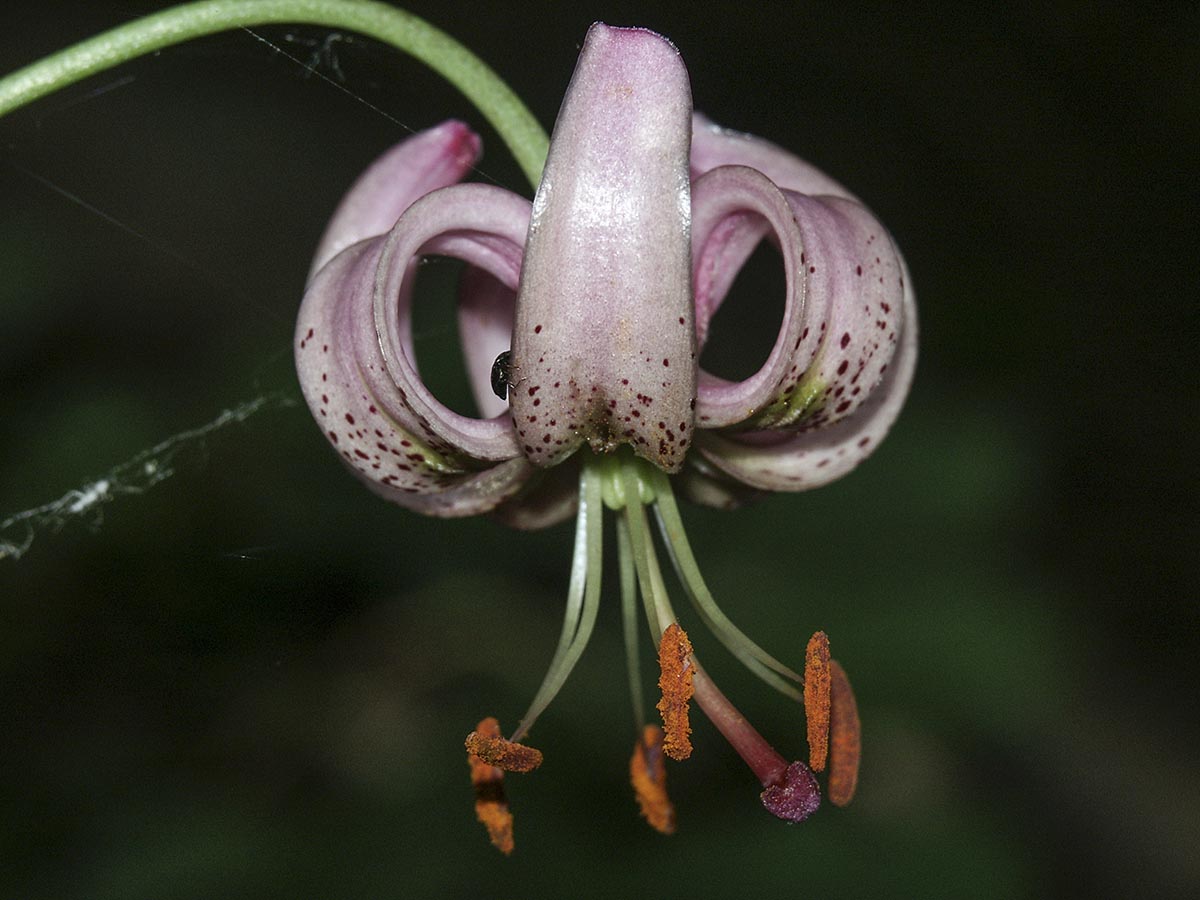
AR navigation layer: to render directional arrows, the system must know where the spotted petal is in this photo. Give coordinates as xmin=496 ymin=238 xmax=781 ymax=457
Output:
xmin=696 ymin=266 xmax=915 ymax=492
xmin=692 ymin=165 xmax=907 ymax=432
xmin=686 ymin=123 xmax=916 ymax=494
xmin=510 ymin=24 xmax=697 ymax=472
xmin=296 ymin=183 xmax=537 ymax=517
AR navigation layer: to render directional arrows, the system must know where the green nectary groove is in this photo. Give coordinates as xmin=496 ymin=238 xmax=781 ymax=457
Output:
xmin=746 ymin=367 xmax=827 ymax=430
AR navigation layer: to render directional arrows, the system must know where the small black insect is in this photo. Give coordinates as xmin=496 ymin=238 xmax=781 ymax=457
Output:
xmin=490 ymin=350 xmax=516 ymax=400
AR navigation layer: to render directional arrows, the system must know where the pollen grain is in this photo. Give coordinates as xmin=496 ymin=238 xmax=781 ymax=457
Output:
xmin=656 ymin=622 xmax=694 ymax=761
xmin=630 ymin=724 xmax=676 ymax=835
xmin=804 ymin=630 xmax=832 ymax=772
xmin=465 ymin=722 xmax=544 ymax=772
xmin=828 ymin=660 xmax=861 ymax=807
xmin=467 ymin=717 xmax=515 ymax=854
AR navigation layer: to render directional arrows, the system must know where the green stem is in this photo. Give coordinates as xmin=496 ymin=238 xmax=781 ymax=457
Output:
xmin=0 ymin=0 xmax=549 ymax=187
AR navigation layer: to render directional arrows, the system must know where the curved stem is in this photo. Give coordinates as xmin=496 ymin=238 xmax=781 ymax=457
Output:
xmin=0 ymin=0 xmax=549 ymax=187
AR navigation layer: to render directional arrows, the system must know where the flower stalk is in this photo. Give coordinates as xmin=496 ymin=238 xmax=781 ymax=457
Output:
xmin=0 ymin=0 xmax=549 ymax=186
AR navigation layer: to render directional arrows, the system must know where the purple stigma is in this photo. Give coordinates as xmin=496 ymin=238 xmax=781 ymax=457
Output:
xmin=759 ymin=761 xmax=822 ymax=823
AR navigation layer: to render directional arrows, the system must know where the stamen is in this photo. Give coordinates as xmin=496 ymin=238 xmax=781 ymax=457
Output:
xmin=616 ymin=516 xmax=646 ymax=729
xmin=464 ymin=725 xmax=544 ymax=773
xmin=509 ymin=465 xmax=604 ymax=742
xmin=804 ymin=631 xmax=832 ymax=772
xmin=649 ymin=467 xmax=803 ymax=701
xmin=827 ymin=660 xmax=861 ymax=807
xmin=619 ymin=462 xmax=675 ymax=636
xmin=630 ymin=724 xmax=676 ymax=834
xmin=620 ymin=455 xmax=819 ymax=822
xmin=656 ymin=623 xmax=695 ymax=760
xmin=466 ymin=717 xmax=515 ymax=855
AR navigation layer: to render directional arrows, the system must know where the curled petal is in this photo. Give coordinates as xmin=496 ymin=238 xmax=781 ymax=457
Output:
xmin=690 ymin=165 xmax=816 ymax=428
xmin=296 ymin=184 xmax=537 ymax=515
xmin=308 ymin=120 xmax=481 ymax=280
xmin=510 ymin=23 xmax=696 ymax=472
xmin=673 ymin=453 xmax=765 ymax=511
xmin=371 ymin=184 xmax=531 ymax=461
xmin=693 ymin=165 xmax=906 ymax=430
xmin=457 ymin=266 xmax=517 ymax=420
xmin=690 ymin=113 xmax=854 ymax=200
xmin=489 ymin=460 xmax=580 ymax=531
xmin=687 ymin=153 xmax=913 ymax=492
xmin=360 ymin=456 xmax=539 ymax=519
xmin=697 ymin=255 xmax=916 ymax=491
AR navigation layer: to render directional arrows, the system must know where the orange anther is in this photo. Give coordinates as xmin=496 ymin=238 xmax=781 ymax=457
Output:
xmin=656 ymin=623 xmax=694 ymax=760
xmin=630 ymin=724 xmax=676 ymax=834
xmin=464 ymin=722 xmax=544 ymax=773
xmin=804 ymin=630 xmax=832 ymax=772
xmin=827 ymin=660 xmax=861 ymax=807
xmin=466 ymin=717 xmax=515 ymax=854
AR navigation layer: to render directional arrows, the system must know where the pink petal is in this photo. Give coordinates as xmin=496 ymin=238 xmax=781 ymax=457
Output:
xmin=509 ymin=24 xmax=696 ymax=472
xmin=697 ymin=255 xmax=917 ymax=492
xmin=690 ymin=165 xmax=813 ymax=428
xmin=296 ymin=183 xmax=535 ymax=515
xmin=308 ymin=121 xmax=481 ymax=281
xmin=457 ymin=266 xmax=516 ymax=421
xmin=692 ymin=165 xmax=907 ymax=434
xmin=691 ymin=113 xmax=855 ymax=200
xmin=490 ymin=461 xmax=581 ymax=531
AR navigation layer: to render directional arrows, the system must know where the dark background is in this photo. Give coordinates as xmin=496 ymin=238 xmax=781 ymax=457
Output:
xmin=1 ymin=2 xmax=1195 ymax=897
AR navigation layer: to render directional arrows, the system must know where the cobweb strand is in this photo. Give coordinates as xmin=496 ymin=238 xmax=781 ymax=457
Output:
xmin=0 ymin=392 xmax=293 ymax=562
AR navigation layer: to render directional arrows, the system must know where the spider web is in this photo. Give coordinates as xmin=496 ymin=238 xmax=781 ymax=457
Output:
xmin=0 ymin=393 xmax=294 ymax=561
xmin=1 ymin=25 xmax=506 ymax=563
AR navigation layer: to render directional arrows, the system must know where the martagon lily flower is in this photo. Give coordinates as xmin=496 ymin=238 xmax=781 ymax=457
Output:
xmin=296 ymin=23 xmax=914 ymax=852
